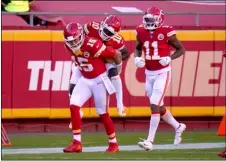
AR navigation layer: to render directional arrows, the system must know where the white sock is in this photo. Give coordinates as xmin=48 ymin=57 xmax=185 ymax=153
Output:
xmin=147 ymin=114 xmax=160 ymax=143
xmin=111 ymin=76 xmax=123 ymax=108
xmin=109 ymin=137 xmax=117 ymax=143
xmin=161 ymin=109 xmax=180 ymax=130
xmin=73 ymin=134 xmax=81 ymax=142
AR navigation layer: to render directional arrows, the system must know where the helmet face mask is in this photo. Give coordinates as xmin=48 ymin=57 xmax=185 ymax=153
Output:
xmin=99 ymin=15 xmax=121 ymax=41
xmin=99 ymin=21 xmax=115 ymax=41
xmin=65 ymin=33 xmax=84 ymax=52
xmin=64 ymin=22 xmax=85 ymax=52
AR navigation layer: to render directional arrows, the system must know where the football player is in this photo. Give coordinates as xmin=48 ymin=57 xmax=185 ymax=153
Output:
xmin=63 ymin=22 xmax=122 ymax=153
xmin=134 ymin=6 xmax=186 ymax=150
xmin=69 ymin=15 xmax=129 ymax=117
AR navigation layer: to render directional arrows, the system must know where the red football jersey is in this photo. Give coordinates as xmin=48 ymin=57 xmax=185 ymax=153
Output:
xmin=65 ymin=36 xmax=116 ymax=79
xmin=136 ymin=24 xmax=176 ymax=71
xmin=84 ymin=21 xmax=125 ymax=50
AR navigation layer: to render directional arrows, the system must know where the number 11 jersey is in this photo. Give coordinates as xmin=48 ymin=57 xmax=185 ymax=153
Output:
xmin=136 ymin=24 xmax=176 ymax=71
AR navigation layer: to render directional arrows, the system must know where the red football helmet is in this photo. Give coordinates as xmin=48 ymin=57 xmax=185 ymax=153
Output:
xmin=64 ymin=22 xmax=85 ymax=51
xmin=143 ymin=6 xmax=164 ymax=30
xmin=99 ymin=15 xmax=122 ymax=41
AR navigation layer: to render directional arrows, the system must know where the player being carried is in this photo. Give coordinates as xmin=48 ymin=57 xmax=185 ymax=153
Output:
xmin=69 ymin=15 xmax=129 ymax=119
xmin=63 ymin=22 xmax=122 ymax=153
xmin=134 ymin=6 xmax=186 ymax=151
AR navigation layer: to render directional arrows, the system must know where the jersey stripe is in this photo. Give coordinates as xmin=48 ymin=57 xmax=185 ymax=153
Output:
xmin=83 ymin=23 xmax=89 ymax=34
xmin=167 ymin=30 xmax=176 ymax=37
xmin=94 ymin=44 xmax=106 ymax=58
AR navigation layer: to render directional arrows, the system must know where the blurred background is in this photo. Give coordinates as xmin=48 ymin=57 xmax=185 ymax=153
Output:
xmin=1 ymin=0 xmax=226 ymax=160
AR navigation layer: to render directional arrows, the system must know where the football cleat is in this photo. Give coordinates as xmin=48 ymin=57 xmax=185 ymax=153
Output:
xmin=217 ymin=150 xmax=226 ymax=158
xmin=105 ymin=142 xmax=119 ymax=153
xmin=63 ymin=140 xmax=82 ymax=153
xmin=138 ymin=138 xmax=153 ymax=151
xmin=174 ymin=123 xmax=186 ymax=146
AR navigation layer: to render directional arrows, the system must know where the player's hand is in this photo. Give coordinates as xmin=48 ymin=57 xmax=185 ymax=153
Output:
xmin=135 ymin=57 xmax=145 ymax=68
xmin=117 ymin=62 xmax=122 ymax=74
xmin=117 ymin=107 xmax=127 ymax=117
xmin=118 ymin=108 xmax=126 ymax=117
xmin=159 ymin=56 xmax=171 ymax=66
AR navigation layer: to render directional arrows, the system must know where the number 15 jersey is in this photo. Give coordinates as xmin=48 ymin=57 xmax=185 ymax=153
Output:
xmin=65 ymin=36 xmax=117 ymax=79
xmin=136 ymin=24 xmax=176 ymax=71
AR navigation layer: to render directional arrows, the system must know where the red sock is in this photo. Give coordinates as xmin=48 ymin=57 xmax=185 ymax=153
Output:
xmin=70 ymin=105 xmax=81 ymax=141
xmin=99 ymin=113 xmax=116 ymax=142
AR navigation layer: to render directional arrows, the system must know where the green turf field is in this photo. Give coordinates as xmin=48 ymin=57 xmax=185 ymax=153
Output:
xmin=2 ymin=148 xmax=225 ymax=160
xmin=2 ymin=131 xmax=226 ymax=160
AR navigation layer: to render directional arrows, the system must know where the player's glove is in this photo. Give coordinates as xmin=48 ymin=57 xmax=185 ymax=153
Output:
xmin=117 ymin=107 xmax=127 ymax=117
xmin=159 ymin=56 xmax=171 ymax=66
xmin=135 ymin=57 xmax=145 ymax=68
xmin=117 ymin=62 xmax=122 ymax=74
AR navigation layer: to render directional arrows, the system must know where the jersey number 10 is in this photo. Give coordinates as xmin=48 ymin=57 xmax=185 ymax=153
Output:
xmin=144 ymin=41 xmax=161 ymax=60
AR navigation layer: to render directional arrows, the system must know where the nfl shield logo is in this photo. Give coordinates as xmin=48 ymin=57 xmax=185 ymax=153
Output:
xmin=84 ymin=52 xmax=90 ymax=58
xmin=158 ymin=34 xmax=164 ymax=40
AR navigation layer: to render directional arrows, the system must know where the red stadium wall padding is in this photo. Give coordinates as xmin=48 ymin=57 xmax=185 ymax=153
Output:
xmin=1 ymin=28 xmax=226 ymax=119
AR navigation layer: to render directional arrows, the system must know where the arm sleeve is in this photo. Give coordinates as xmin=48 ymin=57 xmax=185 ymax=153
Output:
xmin=83 ymin=22 xmax=92 ymax=34
xmin=99 ymin=46 xmax=116 ymax=58
xmin=92 ymin=42 xmax=116 ymax=59
xmin=167 ymin=26 xmax=176 ymax=37
xmin=135 ymin=25 xmax=142 ymax=42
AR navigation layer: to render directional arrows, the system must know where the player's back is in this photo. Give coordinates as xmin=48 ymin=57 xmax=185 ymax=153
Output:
xmin=136 ymin=24 xmax=176 ymax=71
xmin=84 ymin=21 xmax=101 ymax=39
xmin=67 ymin=36 xmax=107 ymax=79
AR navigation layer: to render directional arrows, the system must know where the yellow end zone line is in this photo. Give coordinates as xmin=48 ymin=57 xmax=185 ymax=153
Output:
xmin=2 ymin=30 xmax=226 ymax=41
xmin=2 ymin=106 xmax=225 ymax=119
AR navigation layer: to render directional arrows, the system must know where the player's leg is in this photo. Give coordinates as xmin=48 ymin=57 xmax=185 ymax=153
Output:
xmin=160 ymin=105 xmax=186 ymax=145
xmin=156 ymin=71 xmax=186 ymax=145
xmin=91 ymin=77 xmax=119 ymax=152
xmin=69 ymin=63 xmax=82 ymax=96
xmin=153 ymin=71 xmax=186 ymax=145
xmin=64 ymin=77 xmax=92 ymax=153
xmin=68 ymin=64 xmax=83 ymax=129
xmin=138 ymin=74 xmax=155 ymax=150
xmin=106 ymin=63 xmax=125 ymax=111
xmin=139 ymin=71 xmax=172 ymax=150
xmin=146 ymin=71 xmax=171 ymax=146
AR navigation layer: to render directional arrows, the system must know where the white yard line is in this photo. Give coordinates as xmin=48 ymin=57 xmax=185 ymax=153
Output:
xmin=2 ymin=142 xmax=225 ymax=155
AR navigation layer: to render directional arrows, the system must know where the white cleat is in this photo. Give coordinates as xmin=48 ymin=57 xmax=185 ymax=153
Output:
xmin=138 ymin=138 xmax=153 ymax=151
xmin=174 ymin=123 xmax=186 ymax=146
